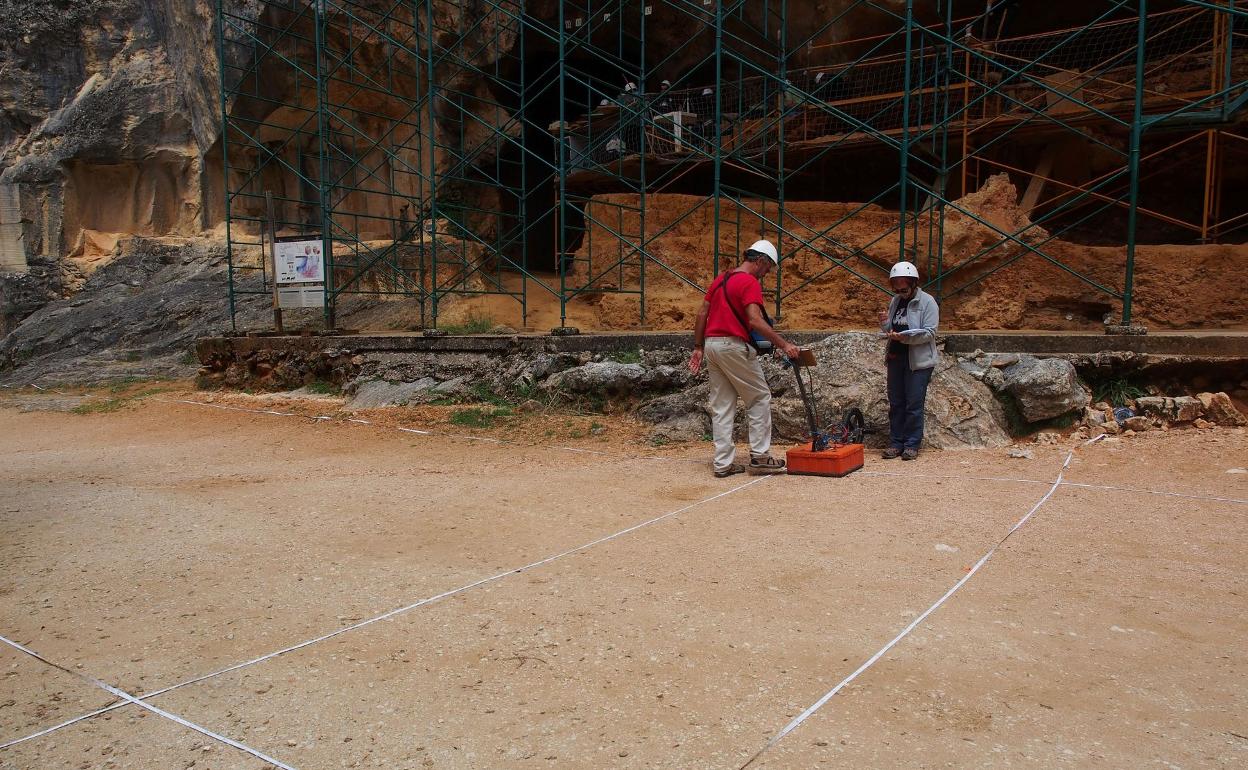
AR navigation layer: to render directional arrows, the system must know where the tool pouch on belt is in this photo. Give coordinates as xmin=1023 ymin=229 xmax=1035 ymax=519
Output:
xmin=715 ymin=272 xmax=774 ymax=355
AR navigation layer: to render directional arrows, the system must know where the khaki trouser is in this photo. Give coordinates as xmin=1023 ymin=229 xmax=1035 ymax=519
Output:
xmin=704 ymin=336 xmax=772 ymax=471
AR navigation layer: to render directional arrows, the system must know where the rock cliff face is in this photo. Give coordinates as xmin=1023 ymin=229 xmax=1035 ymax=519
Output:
xmin=0 ymin=0 xmax=250 ymax=347
xmin=0 ymin=0 xmax=228 ymax=345
xmin=1 ymin=1 xmax=219 ymax=255
xmin=1 ymin=0 xmax=905 ymax=259
xmin=0 ymin=0 xmax=904 ymax=344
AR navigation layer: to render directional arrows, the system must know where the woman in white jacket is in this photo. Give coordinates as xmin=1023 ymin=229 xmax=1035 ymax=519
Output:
xmin=878 ymin=261 xmax=939 ymax=460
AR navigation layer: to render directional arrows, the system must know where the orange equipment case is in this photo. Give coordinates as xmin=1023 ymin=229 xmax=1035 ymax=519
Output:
xmin=782 ymin=346 xmax=865 ymax=477
xmin=786 ymin=442 xmax=865 ymax=477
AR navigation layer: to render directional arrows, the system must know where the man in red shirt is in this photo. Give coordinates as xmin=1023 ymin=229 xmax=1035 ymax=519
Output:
xmin=690 ymin=239 xmax=800 ymax=477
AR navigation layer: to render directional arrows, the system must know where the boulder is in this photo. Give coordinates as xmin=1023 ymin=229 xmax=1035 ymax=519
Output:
xmin=525 ymin=353 xmax=580 ymax=382
xmin=640 ymin=363 xmax=687 ymax=391
xmin=762 ymin=333 xmax=1010 ymax=449
xmin=636 ymin=333 xmax=1010 ymax=449
xmin=981 ymin=367 xmax=1007 ymax=391
xmin=977 ymin=352 xmax=1021 ymax=368
xmin=1197 ymin=392 xmax=1248 ymax=426
xmin=1081 ymin=406 xmax=1107 ymax=427
xmin=1132 ymin=395 xmax=1204 ymax=423
xmin=346 ymin=377 xmax=437 ymax=409
xmin=1123 ymin=416 xmax=1152 ymax=432
xmin=637 ymin=383 xmax=711 ymax=424
xmin=649 ymin=413 xmax=709 ymax=444
xmin=543 ymin=361 xmax=647 ymax=395
xmin=432 ymin=376 xmax=469 ymax=396
xmin=638 ymin=384 xmax=713 ymax=443
xmin=999 ymin=356 xmax=1090 ymax=422
xmin=1173 ymin=396 xmax=1204 ymax=422
xmin=957 ymin=359 xmax=988 ymax=381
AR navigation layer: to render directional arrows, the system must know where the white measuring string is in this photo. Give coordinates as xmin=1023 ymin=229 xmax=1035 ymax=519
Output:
xmin=1058 ymin=480 xmax=1247 ymax=505
xmin=0 ymin=382 xmax=70 ymax=395
xmin=2 ymin=475 xmax=770 ymax=751
xmin=739 ymin=439 xmax=1098 ymax=768
xmin=0 ymin=635 xmax=297 ymax=769
xmin=862 ymin=468 xmax=1248 ymax=506
xmin=861 ymin=468 xmax=1053 ymax=487
xmin=149 ymin=399 xmax=1248 ymax=506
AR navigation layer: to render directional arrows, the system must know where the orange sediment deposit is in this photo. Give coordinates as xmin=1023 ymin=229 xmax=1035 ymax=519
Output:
xmin=440 ymin=175 xmax=1248 ymax=332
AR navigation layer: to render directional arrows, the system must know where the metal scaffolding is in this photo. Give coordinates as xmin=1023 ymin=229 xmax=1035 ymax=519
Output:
xmin=218 ymin=0 xmax=1248 ymax=330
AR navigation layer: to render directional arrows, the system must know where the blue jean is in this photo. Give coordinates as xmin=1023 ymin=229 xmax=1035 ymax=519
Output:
xmin=886 ymin=355 xmax=933 ymax=449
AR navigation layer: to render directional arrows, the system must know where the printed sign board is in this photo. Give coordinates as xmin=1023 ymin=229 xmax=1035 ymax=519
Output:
xmin=277 ymin=284 xmax=325 ymax=309
xmin=274 ymin=238 xmax=324 ymax=284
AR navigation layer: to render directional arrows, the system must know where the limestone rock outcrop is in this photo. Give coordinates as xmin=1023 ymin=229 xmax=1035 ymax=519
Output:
xmin=639 ymin=332 xmax=1012 ymax=449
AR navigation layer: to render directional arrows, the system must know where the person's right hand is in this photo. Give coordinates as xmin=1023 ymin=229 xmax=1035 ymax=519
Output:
xmin=689 ymin=348 xmax=704 ymax=374
xmin=780 ymin=342 xmax=800 ymax=360
xmin=878 ymin=310 xmax=889 ymax=324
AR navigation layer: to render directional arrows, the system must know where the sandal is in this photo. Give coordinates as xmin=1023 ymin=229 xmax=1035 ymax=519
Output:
xmin=714 ymin=463 xmax=747 ymax=478
xmin=747 ymin=454 xmax=787 ymax=475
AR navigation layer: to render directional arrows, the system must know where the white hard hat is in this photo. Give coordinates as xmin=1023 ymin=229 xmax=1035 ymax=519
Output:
xmin=889 ymin=261 xmax=919 ymax=280
xmin=745 ymin=239 xmax=779 ymax=265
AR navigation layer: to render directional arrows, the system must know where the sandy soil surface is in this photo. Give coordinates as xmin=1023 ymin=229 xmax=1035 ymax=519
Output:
xmin=1 ymin=391 xmax=1245 ymax=769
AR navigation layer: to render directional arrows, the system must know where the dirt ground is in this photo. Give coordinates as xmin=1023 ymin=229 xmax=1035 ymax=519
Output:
xmin=1 ymin=389 xmax=1246 ymax=769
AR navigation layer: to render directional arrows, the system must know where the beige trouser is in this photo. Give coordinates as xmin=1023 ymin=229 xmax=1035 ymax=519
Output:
xmin=704 ymin=336 xmax=772 ymax=471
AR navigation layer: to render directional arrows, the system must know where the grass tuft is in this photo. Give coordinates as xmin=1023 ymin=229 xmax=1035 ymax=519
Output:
xmin=449 ymin=406 xmax=512 ymax=428
xmin=608 ymin=347 xmax=643 ymax=364
xmin=1091 ymin=376 xmax=1147 ymax=407
xmin=72 ymin=384 xmax=173 ymax=415
xmin=306 ymin=380 xmax=340 ymax=395
xmin=72 ymin=398 xmax=127 ymax=415
xmin=439 ymin=312 xmax=496 ymax=336
xmin=470 ymin=382 xmax=509 ymax=406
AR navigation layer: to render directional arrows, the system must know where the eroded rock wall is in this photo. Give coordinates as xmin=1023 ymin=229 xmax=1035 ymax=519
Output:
xmin=1 ymin=1 xmax=217 ymax=258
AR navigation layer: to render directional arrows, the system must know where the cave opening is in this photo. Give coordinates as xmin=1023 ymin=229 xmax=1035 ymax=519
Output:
xmin=492 ymin=23 xmax=646 ymax=274
xmin=459 ymin=0 xmax=1243 ymax=279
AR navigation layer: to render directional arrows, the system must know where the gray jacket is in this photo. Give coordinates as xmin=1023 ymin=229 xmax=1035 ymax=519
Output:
xmin=880 ymin=287 xmax=940 ymax=370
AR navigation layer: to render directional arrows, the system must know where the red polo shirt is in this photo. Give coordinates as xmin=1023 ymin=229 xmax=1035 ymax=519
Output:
xmin=704 ymin=270 xmax=764 ymax=341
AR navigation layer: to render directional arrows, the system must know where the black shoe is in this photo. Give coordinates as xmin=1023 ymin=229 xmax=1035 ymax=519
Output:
xmin=901 ymin=448 xmax=919 ymax=461
xmin=881 ymin=446 xmax=903 ymax=459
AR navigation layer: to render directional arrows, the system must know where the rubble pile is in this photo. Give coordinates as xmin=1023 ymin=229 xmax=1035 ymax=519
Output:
xmin=1080 ymin=391 xmax=1248 ymax=439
